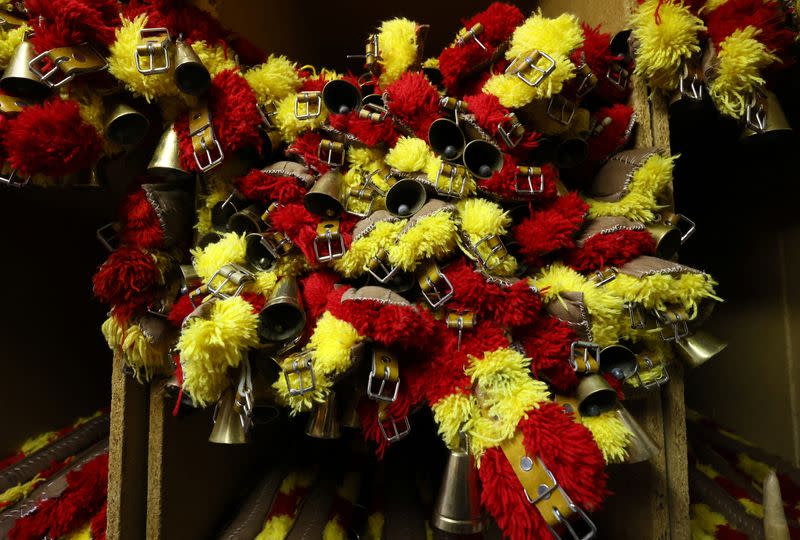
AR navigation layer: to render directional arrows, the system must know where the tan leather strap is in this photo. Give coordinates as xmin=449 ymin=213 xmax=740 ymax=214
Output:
xmin=217 ymin=465 xmax=287 ymax=539
xmin=142 ymin=183 xmax=193 ymax=249
xmin=617 ymin=255 xmax=699 ymax=278
xmin=587 ymin=148 xmax=661 ymax=202
xmin=352 ymin=210 xmax=400 ymax=241
xmin=261 ymin=161 xmax=315 ymax=187
xmin=575 ymin=217 xmax=645 ymax=247
xmin=544 ymin=291 xmax=591 ymax=341
xmin=342 ymin=285 xmax=410 ymax=306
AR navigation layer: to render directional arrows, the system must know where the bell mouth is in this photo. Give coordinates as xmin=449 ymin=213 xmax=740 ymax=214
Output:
xmin=0 ymin=78 xmax=51 ymax=101
xmin=107 ymin=114 xmax=150 ymax=147
xmin=385 ymin=179 xmax=426 ymax=217
xmin=245 ymin=234 xmax=275 ymax=272
xmin=258 ymin=303 xmax=306 ymax=343
xmin=176 ymin=65 xmax=211 ymax=95
xmin=429 ymin=118 xmax=465 ymax=160
xmin=653 ymin=226 xmax=682 ymax=259
xmin=579 ymin=389 xmax=618 ymax=417
xmin=463 ymin=140 xmax=503 ymax=179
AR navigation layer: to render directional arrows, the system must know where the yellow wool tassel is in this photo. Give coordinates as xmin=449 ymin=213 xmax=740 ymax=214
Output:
xmin=178 ymin=296 xmax=260 ymax=406
xmin=422 ymin=57 xmax=439 ymax=69
xmin=19 ymin=431 xmax=58 ymax=455
xmin=190 ymin=41 xmax=237 ymax=77
xmin=323 ymin=521 xmax=347 ymax=540
xmin=483 ymin=13 xmax=584 ymax=108
xmin=0 ymin=24 xmax=26 ymax=69
xmin=61 ymin=522 xmax=92 ymax=540
xmin=431 ymin=393 xmax=479 ymax=450
xmin=456 ymin=198 xmax=517 ymax=276
xmin=69 ymin=90 xmax=121 ymax=156
xmin=101 ymin=317 xmax=171 ymax=380
xmin=245 ymin=55 xmax=302 ymax=103
xmin=736 ymin=453 xmax=772 ymax=484
xmin=385 ymin=136 xmax=431 ymax=172
xmin=387 ymin=208 xmax=459 ymax=271
xmin=377 ymin=18 xmax=420 ymax=86
xmin=580 ymin=412 xmax=633 ymax=464
xmin=708 ymin=26 xmax=777 ymax=118
xmin=696 ymin=461 xmax=720 ymax=479
xmin=341 ymin=147 xmax=391 ymax=215
xmin=630 ymin=0 xmax=706 ymax=91
xmin=606 ymin=271 xmax=719 ymax=315
xmin=0 ymin=474 xmax=45 ymax=507
xmin=691 ymin=503 xmax=728 ymax=539
xmin=256 ymin=514 xmax=294 ymax=540
xmin=334 ymin=219 xmax=406 ymax=277
xmin=274 ymin=92 xmax=329 ymax=143
xmin=586 ymin=153 xmax=676 ymax=223
xmin=191 ymin=232 xmax=248 ymax=284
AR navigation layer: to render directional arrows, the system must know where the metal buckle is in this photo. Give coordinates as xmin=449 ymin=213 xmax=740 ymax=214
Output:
xmin=455 ymin=23 xmax=486 ymax=50
xmin=418 ymin=263 xmax=454 ymax=309
xmin=505 ymin=49 xmax=557 ymax=87
xmin=96 ymin=222 xmax=120 ymax=252
xmin=626 ymin=303 xmax=647 ymax=330
xmin=366 ymin=248 xmax=398 ymax=283
xmin=358 ymin=102 xmax=388 ymax=122
xmin=205 ymin=264 xmax=254 ymax=299
xmin=446 ymin=310 xmax=475 ymax=350
xmin=606 ymin=62 xmax=629 ymax=91
xmin=473 ymin=234 xmax=508 ymax=270
xmin=655 ymin=308 xmax=690 ymax=342
xmin=0 ymin=164 xmax=30 ymax=188
xmin=294 ymin=91 xmax=322 ymax=120
xmin=548 ymin=501 xmax=598 ymax=540
xmin=281 ymin=350 xmax=316 ymax=396
xmin=592 ymin=267 xmax=617 ymax=287
xmin=574 ymin=63 xmax=597 ymax=99
xmin=434 ymin=162 xmax=468 ymax=198
xmin=189 ymin=106 xmax=224 ymax=172
xmin=260 ymin=201 xmax=280 ymax=223
xmin=136 ymin=28 xmax=171 ymax=74
xmin=0 ymin=94 xmax=30 ymax=115
xmin=257 ymin=101 xmax=278 ymax=130
xmin=378 ymin=412 xmax=411 ymax=443
xmin=635 ymin=355 xmax=671 ymax=389
xmin=515 ymin=165 xmax=544 ymax=194
xmin=345 ymin=185 xmax=376 ymax=218
xmin=661 ymin=212 xmax=696 ymax=244
xmin=261 ymin=230 xmax=294 ymax=259
xmin=569 ymin=341 xmax=601 ymax=374
xmin=317 ymin=139 xmax=346 ymax=167
xmin=28 ymin=43 xmax=107 ymax=88
xmin=677 ymin=65 xmax=704 ymax=101
xmin=347 ymin=34 xmax=381 ymax=72
xmin=546 ymin=95 xmax=577 ymax=125
xmin=313 ymin=219 xmax=346 ymax=262
xmin=497 ymin=113 xmax=525 ymax=148
xmin=367 ymin=348 xmax=400 ymax=402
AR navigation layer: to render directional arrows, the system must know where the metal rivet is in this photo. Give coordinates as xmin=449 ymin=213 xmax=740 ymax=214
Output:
xmin=520 ymin=456 xmax=533 ymax=472
xmin=563 ymin=403 xmax=574 ymax=413
xmin=538 ymin=484 xmax=551 ymax=499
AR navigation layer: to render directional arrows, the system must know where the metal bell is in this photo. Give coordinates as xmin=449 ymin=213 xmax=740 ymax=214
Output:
xmin=647 ymin=222 xmax=682 ymax=259
xmin=304 ymin=170 xmax=344 ymax=218
xmin=599 ymin=344 xmax=638 ymax=381
xmin=104 ymin=101 xmax=149 ymax=147
xmin=385 ymin=177 xmax=427 ymax=217
xmin=305 ymin=391 xmax=341 ymax=439
xmin=208 ymin=387 xmax=250 ymax=444
xmin=245 ymin=233 xmax=276 ymax=271
xmin=174 ymin=40 xmax=211 ymax=96
xmin=615 ymin=406 xmax=658 ymax=464
xmin=227 ymin=204 xmax=266 ymax=235
xmin=147 ymin=123 xmax=190 ymax=181
xmin=675 ymin=330 xmax=727 ymax=369
xmin=576 ymin=374 xmax=618 ymax=417
xmin=258 ymin=277 xmax=306 ymax=343
xmin=322 ymin=79 xmax=362 ymax=115
xmin=0 ymin=40 xmax=51 ymax=99
xmin=429 ymin=118 xmax=466 ymax=161
xmin=463 ymin=139 xmax=504 ymax=179
xmin=764 ymin=470 xmax=791 ymax=540
xmin=431 ymin=433 xmax=485 ymax=536
xmin=741 ymin=88 xmax=792 ymax=143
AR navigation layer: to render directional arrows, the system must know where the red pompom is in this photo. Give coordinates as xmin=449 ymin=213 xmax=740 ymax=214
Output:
xmin=286 ymin=131 xmax=330 ymax=175
xmin=4 ymin=99 xmax=103 ymax=177
xmin=27 ymin=0 xmax=120 ymax=51
xmin=300 ymin=270 xmax=340 ymax=321
xmin=328 ymin=111 xmax=400 ymax=147
xmin=268 ymin=203 xmax=356 ymax=264
xmin=385 ymin=72 xmax=441 ymax=139
xmin=574 ymin=24 xmax=632 ymax=104
xmin=563 ymin=228 xmax=656 ymax=273
xmin=705 ymin=0 xmax=795 ymax=57
xmin=119 ymin=189 xmax=164 ymax=250
xmin=93 ymin=247 xmax=161 ymax=322
xmin=167 ymin=294 xmax=197 ymax=328
xmin=329 ymin=296 xmax=436 ymax=351
xmin=586 ymin=104 xmax=636 ymax=162
xmin=236 ymin=169 xmax=307 ymax=205
xmin=90 ymin=501 xmax=108 ymax=540
xmin=513 ymin=193 xmax=589 ymax=268
xmin=123 ymin=0 xmax=230 ymax=44
xmin=515 ymin=316 xmax=579 ymax=392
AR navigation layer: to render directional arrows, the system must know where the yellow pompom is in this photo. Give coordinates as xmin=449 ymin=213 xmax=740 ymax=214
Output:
xmin=256 ymin=515 xmax=295 ymax=540
xmin=102 ymin=317 xmax=171 ymax=381
xmin=191 ymin=41 xmax=237 ymax=77
xmin=377 ymin=18 xmax=419 ymax=86
xmin=431 ymin=393 xmax=479 ymax=450
xmin=580 ymin=412 xmax=633 ymax=464
xmin=691 ymin=504 xmax=728 ymax=538
xmin=323 ymin=521 xmax=348 ymax=540
xmin=192 ymin=232 xmax=248 ymax=284
xmin=366 ymin=513 xmax=385 ymax=540
xmin=333 ymin=218 xmax=406 ymax=277
xmin=274 ymin=92 xmax=329 ymax=143
xmin=245 ymin=55 xmax=302 ymax=103
xmin=606 ymin=270 xmax=719 ymax=315
xmin=456 ymin=198 xmax=516 ymax=275
xmin=423 ymin=155 xmax=477 ymax=198
xmin=385 ymin=136 xmax=432 ymax=172
xmin=388 ymin=208 xmax=458 ymax=271
xmin=0 ymin=25 xmax=27 ymax=70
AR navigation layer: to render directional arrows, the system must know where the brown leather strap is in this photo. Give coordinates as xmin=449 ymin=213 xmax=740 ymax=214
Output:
xmin=0 ymin=415 xmax=109 ymax=493
xmin=142 ymin=183 xmax=193 ymax=249
xmin=136 ymin=313 xmax=178 ymax=348
xmin=262 ymin=161 xmax=315 ymax=187
xmin=575 ymin=217 xmax=645 ymax=247
xmin=217 ymin=465 xmax=287 ymax=540
xmin=342 ymin=285 xmax=410 ymax=306
xmin=587 ymin=148 xmax=661 ymax=202
xmin=545 ymin=291 xmax=591 ymax=341
xmin=617 ymin=255 xmax=700 ymax=278
xmin=284 ymin=474 xmax=337 ymax=540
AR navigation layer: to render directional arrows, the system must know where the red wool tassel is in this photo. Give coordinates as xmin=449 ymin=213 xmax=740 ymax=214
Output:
xmin=515 ymin=316 xmax=579 ymax=392
xmin=268 ymin=203 xmax=356 ymax=264
xmin=478 ymin=157 xmax=560 ymax=201
xmin=90 ymin=500 xmax=108 ymax=540
xmin=286 ymin=131 xmax=331 ymax=175
xmin=574 ymin=24 xmax=632 ymax=104
xmin=384 ymin=72 xmax=441 ymax=139
xmin=705 ymin=0 xmax=795 ymax=56
xmin=119 ymin=189 xmax=165 ymax=250
xmin=26 ymin=0 xmax=120 ymax=52
xmin=513 ymin=193 xmax=589 ymax=268
xmin=328 ymin=111 xmax=400 ymax=147
xmin=3 ymin=99 xmax=103 ymax=177
xmin=167 ymin=294 xmax=198 ymax=328
xmin=563 ymin=228 xmax=656 ymax=273
xmin=123 ymin=0 xmax=230 ymax=44
xmin=236 ymin=169 xmax=308 ymax=205
xmin=586 ymin=104 xmax=636 ymax=163
xmin=93 ymin=247 xmax=161 ymax=322
xmin=299 ymin=270 xmax=340 ymax=322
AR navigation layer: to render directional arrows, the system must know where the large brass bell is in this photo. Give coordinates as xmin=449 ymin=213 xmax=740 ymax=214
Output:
xmin=147 ymin=123 xmax=190 ymax=181
xmin=258 ymin=277 xmax=306 ymax=343
xmin=174 ymin=40 xmax=211 ymax=96
xmin=599 ymin=344 xmax=638 ymax=381
xmin=741 ymin=88 xmax=792 ymax=144
xmin=463 ymin=139 xmax=504 ymax=179
xmin=616 ymin=406 xmax=659 ymax=464
xmin=227 ymin=205 xmax=266 ymax=235
xmin=431 ymin=433 xmax=485 ymax=536
xmin=675 ymin=330 xmax=727 ymax=369
xmin=0 ymin=40 xmax=51 ymax=99
xmin=576 ymin=374 xmax=618 ymax=417
xmin=245 ymin=233 xmax=276 ymax=271
xmin=322 ymin=79 xmax=362 ymax=114
xmin=385 ymin=177 xmax=427 ymax=217
xmin=208 ymin=387 xmax=250 ymax=444
xmin=104 ymin=101 xmax=149 ymax=147
xmin=304 ymin=170 xmax=344 ymax=218
xmin=429 ymin=118 xmax=466 ymax=160
xmin=305 ymin=391 xmax=341 ymax=439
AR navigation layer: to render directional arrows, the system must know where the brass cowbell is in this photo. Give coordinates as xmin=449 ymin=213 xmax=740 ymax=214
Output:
xmin=147 ymin=122 xmax=190 ymax=181
xmin=258 ymin=276 xmax=306 ymax=343
xmin=0 ymin=40 xmax=51 ymax=99
xmin=208 ymin=387 xmax=250 ymax=444
xmin=431 ymin=433 xmax=486 ymax=536
xmin=305 ymin=391 xmax=341 ymax=439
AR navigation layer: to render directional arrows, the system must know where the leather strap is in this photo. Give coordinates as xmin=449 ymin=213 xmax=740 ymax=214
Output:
xmin=284 ymin=474 xmax=336 ymax=540
xmin=545 ymin=292 xmax=591 ymax=341
xmin=575 ymin=217 xmax=645 ymax=247
xmin=352 ymin=210 xmax=400 ymax=241
xmin=142 ymin=184 xmax=193 ymax=249
xmin=342 ymin=286 xmax=410 ymax=306
xmin=617 ymin=255 xmax=700 ymax=279
xmin=217 ymin=465 xmax=287 ymax=539
xmin=401 ymin=200 xmax=453 ymax=234
xmin=587 ymin=148 xmax=661 ymax=202
xmin=262 ymin=161 xmax=315 ymax=188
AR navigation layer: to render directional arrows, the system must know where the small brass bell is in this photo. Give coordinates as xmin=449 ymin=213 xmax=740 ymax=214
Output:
xmin=227 ymin=204 xmax=266 ymax=235
xmin=0 ymin=40 xmax=51 ymax=99
xmin=576 ymin=374 xmax=618 ymax=417
xmin=147 ymin=123 xmax=190 ymax=181
xmin=304 ymin=170 xmax=345 ymax=218
xmin=431 ymin=433 xmax=485 ymax=536
xmin=429 ymin=118 xmax=466 ymax=160
xmin=764 ymin=470 xmax=791 ymax=540
xmin=104 ymin=101 xmax=149 ymax=147
xmin=322 ymin=79 xmax=362 ymax=114
xmin=599 ymin=344 xmax=638 ymax=381
xmin=174 ymin=40 xmax=211 ymax=96
xmin=305 ymin=391 xmax=341 ymax=439
xmin=741 ymin=88 xmax=792 ymax=144
xmin=463 ymin=139 xmax=504 ymax=179
xmin=245 ymin=232 xmax=276 ymax=271
xmin=616 ymin=406 xmax=659 ymax=464
xmin=385 ymin=177 xmax=427 ymax=217
xmin=258 ymin=277 xmax=306 ymax=343
xmin=675 ymin=330 xmax=727 ymax=369
xmin=647 ymin=222 xmax=683 ymax=259
xmin=208 ymin=387 xmax=250 ymax=445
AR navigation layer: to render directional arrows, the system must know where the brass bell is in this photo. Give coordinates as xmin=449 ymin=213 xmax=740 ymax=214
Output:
xmin=258 ymin=277 xmax=306 ymax=343
xmin=227 ymin=204 xmax=266 ymax=235
xmin=429 ymin=118 xmax=466 ymax=160
xmin=338 ymin=379 xmax=362 ymax=429
xmin=322 ymin=79 xmax=362 ymax=115
xmin=463 ymin=139 xmax=504 ymax=179
xmin=675 ymin=330 xmax=727 ymax=369
xmin=174 ymin=40 xmax=211 ymax=96
xmin=616 ymin=406 xmax=658 ymax=464
xmin=147 ymin=123 xmax=190 ymax=181
xmin=104 ymin=101 xmax=149 ymax=147
xmin=305 ymin=391 xmax=341 ymax=439
xmin=385 ymin=176 xmax=427 ymax=217
xmin=304 ymin=170 xmax=344 ymax=218
xmin=431 ymin=433 xmax=485 ymax=536
xmin=647 ymin=222 xmax=682 ymax=259
xmin=0 ymin=40 xmax=51 ymax=99
xmin=741 ymin=88 xmax=792 ymax=144
xmin=599 ymin=344 xmax=638 ymax=381
xmin=208 ymin=387 xmax=250 ymax=444
xmin=211 ymin=192 xmax=246 ymax=228
xmin=245 ymin=233 xmax=276 ymax=271
xmin=764 ymin=470 xmax=791 ymax=540
xmin=576 ymin=374 xmax=618 ymax=417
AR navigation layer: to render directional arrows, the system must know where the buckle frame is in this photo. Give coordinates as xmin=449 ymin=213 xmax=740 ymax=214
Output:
xmin=635 ymin=354 xmax=671 ymax=390
xmin=497 ymin=113 xmax=525 ymax=148
xmin=546 ymin=95 xmax=577 ymax=126
xmin=205 ymin=263 xmax=254 ymax=300
xmin=136 ymin=28 xmax=172 ymax=75
xmin=0 ymin=164 xmax=30 ymax=188
xmin=505 ymin=49 xmax=557 ymax=88
xmin=569 ymin=341 xmax=601 ymax=374
xmin=606 ymin=62 xmax=630 ymax=91
xmin=661 ymin=212 xmax=696 ymax=244
xmin=367 ymin=348 xmax=400 ymax=402
xmin=473 ymin=234 xmax=508 ymax=271
xmin=515 ymin=165 xmax=544 ymax=195
xmin=28 ymin=43 xmax=107 ymax=88
xmin=189 ymin=106 xmax=224 ymax=172
xmin=455 ymin=23 xmax=486 ymax=50
xmin=592 ymin=267 xmax=617 ymax=287
xmin=294 ymin=91 xmax=322 ymax=120
xmin=257 ymin=101 xmax=278 ymax=130
xmin=281 ymin=351 xmax=316 ymax=396
xmin=317 ymin=139 xmax=346 ymax=167
xmin=378 ymin=413 xmax=411 ymax=443
xmin=418 ymin=263 xmax=454 ymax=309
xmin=446 ymin=310 xmax=476 ymax=350
xmin=313 ymin=219 xmax=346 ymax=262
xmin=434 ymin=162 xmax=468 ymax=198
xmin=366 ymin=248 xmax=398 ymax=283
xmin=574 ymin=63 xmax=598 ymax=99
xmin=655 ymin=308 xmax=690 ymax=342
